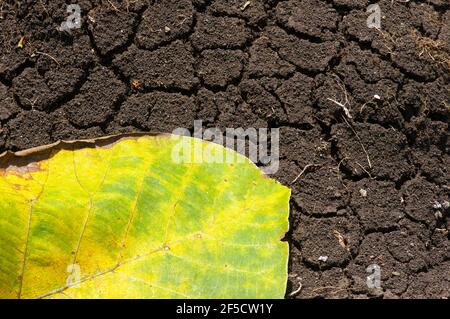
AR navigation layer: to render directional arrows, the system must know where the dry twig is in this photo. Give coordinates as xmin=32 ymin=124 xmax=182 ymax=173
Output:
xmin=341 ymin=115 xmax=373 ymax=170
xmin=34 ymin=51 xmax=60 ymax=65
xmin=291 ymin=164 xmax=322 ymax=184
xmin=327 ymin=75 xmax=352 ymax=119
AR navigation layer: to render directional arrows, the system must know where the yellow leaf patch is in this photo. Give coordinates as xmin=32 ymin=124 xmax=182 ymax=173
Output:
xmin=0 ymin=134 xmax=290 ymax=299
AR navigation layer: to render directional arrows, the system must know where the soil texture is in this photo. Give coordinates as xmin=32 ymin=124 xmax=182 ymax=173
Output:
xmin=0 ymin=0 xmax=449 ymax=298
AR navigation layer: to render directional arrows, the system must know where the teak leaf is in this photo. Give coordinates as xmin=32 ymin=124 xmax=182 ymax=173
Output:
xmin=0 ymin=134 xmax=290 ymax=299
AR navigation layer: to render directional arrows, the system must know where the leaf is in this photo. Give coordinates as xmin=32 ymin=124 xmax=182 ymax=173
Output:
xmin=0 ymin=134 xmax=290 ymax=299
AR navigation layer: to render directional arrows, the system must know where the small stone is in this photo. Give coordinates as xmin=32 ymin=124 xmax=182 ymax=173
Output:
xmin=359 ymin=188 xmax=368 ymax=197
xmin=442 ymin=201 xmax=450 ymax=210
xmin=164 ymin=26 xmax=171 ymax=33
xmin=318 ymin=256 xmax=328 ymax=262
xmin=433 ymin=201 xmax=442 ymax=209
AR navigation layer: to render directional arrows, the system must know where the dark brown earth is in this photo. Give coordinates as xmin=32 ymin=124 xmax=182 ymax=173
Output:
xmin=0 ymin=0 xmax=449 ymax=298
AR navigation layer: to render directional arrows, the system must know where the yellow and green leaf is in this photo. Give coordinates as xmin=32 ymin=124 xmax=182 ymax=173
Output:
xmin=0 ymin=134 xmax=290 ymax=299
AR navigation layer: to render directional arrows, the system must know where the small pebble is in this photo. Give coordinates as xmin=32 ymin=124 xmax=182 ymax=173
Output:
xmin=442 ymin=201 xmax=449 ymax=209
xmin=433 ymin=201 xmax=442 ymax=209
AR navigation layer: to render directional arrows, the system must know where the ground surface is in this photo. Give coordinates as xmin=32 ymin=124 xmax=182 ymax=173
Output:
xmin=0 ymin=0 xmax=449 ymax=298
